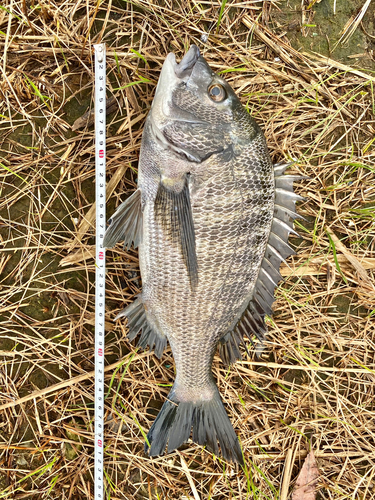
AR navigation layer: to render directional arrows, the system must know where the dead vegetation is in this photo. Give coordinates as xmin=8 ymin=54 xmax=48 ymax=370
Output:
xmin=0 ymin=0 xmax=374 ymax=498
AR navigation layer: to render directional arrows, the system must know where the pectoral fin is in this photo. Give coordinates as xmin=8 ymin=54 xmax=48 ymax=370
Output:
xmin=155 ymin=179 xmax=198 ymax=289
xmin=103 ymin=189 xmax=142 ymax=249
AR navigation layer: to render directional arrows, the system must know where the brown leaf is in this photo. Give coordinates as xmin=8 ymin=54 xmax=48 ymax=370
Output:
xmin=292 ymin=450 xmax=319 ymax=500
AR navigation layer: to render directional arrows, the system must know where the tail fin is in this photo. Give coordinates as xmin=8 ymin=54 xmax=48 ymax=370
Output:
xmin=145 ymin=386 xmax=244 ymax=465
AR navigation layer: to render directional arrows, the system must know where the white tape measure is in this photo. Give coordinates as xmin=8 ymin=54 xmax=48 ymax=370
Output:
xmin=94 ymin=43 xmax=106 ymax=500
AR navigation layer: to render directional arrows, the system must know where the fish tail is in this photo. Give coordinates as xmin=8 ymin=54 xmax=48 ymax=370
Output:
xmin=145 ymin=385 xmax=244 ymax=465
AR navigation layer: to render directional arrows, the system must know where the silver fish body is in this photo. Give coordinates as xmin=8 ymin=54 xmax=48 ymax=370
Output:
xmin=103 ymin=46 xmax=302 ymax=464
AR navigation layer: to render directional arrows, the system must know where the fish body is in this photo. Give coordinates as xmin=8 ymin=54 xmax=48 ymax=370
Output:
xmin=103 ymin=46 xmax=302 ymax=464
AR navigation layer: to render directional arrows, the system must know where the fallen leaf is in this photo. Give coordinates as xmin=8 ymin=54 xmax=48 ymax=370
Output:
xmin=292 ymin=450 xmax=319 ymax=500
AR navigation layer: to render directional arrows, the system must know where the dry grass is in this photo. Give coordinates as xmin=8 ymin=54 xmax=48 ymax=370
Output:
xmin=0 ymin=1 xmax=375 ymax=499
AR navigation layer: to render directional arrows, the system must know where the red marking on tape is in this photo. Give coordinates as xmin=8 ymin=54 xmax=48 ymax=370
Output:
xmin=99 ymin=251 xmax=104 ymax=260
xmin=97 ymin=439 xmax=102 ymax=447
xmin=99 ymin=150 xmax=104 ymax=158
xmin=98 ymin=348 xmax=103 ymax=356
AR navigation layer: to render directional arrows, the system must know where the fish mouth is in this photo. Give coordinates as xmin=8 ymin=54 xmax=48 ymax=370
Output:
xmin=153 ymin=46 xmax=205 ymax=125
xmin=174 ymin=45 xmax=200 ymax=79
xmin=162 ymin=45 xmax=201 ymax=85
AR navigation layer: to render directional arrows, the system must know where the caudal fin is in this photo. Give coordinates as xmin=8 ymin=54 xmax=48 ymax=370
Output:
xmin=145 ymin=386 xmax=244 ymax=465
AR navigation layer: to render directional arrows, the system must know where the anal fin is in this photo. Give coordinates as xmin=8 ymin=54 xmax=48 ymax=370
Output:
xmin=103 ymin=189 xmax=142 ymax=249
xmin=115 ymin=297 xmax=167 ymax=358
xmin=218 ymin=329 xmax=251 ymax=366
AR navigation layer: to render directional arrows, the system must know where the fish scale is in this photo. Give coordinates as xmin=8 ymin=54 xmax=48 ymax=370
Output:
xmin=103 ymin=45 xmax=304 ymax=465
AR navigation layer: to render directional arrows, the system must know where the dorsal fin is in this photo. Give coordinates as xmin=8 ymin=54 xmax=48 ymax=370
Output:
xmin=218 ymin=162 xmax=305 ymax=365
xmin=103 ymin=189 xmax=142 ymax=249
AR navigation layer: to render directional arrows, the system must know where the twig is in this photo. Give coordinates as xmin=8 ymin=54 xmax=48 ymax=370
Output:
xmin=280 ymin=448 xmax=294 ymax=500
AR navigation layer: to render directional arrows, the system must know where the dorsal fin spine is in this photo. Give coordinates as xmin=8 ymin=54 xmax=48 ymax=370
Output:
xmin=218 ymin=163 xmax=305 ymax=365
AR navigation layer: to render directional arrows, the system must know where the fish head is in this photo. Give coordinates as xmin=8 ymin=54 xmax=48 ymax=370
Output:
xmin=152 ymin=45 xmax=237 ymax=124
xmin=148 ymin=45 xmax=257 ymax=165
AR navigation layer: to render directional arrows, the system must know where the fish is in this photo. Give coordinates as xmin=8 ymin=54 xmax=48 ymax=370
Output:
xmin=103 ymin=45 xmax=303 ymax=465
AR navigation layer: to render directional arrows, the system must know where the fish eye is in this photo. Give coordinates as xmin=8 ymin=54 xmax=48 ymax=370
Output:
xmin=208 ymin=84 xmax=226 ymax=102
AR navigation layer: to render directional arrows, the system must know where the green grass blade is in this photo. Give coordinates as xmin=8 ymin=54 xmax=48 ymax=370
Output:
xmin=0 ymin=5 xmax=23 ymax=22
xmin=25 ymin=76 xmax=51 ymax=106
xmin=130 ymin=48 xmax=147 ymax=64
xmin=113 ymin=79 xmax=151 ymax=91
xmin=216 ymin=0 xmax=228 ymax=32
xmin=0 ymin=162 xmax=28 ymax=183
xmin=326 ymin=231 xmax=348 ymax=284
xmin=110 ymin=352 xmax=136 ymax=407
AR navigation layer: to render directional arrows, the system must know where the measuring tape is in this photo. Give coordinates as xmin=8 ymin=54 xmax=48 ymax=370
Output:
xmin=94 ymin=43 xmax=106 ymax=500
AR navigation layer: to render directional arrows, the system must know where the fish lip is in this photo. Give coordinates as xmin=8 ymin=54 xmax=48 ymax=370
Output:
xmin=174 ymin=45 xmax=200 ymax=79
xmin=163 ymin=46 xmax=201 ymax=84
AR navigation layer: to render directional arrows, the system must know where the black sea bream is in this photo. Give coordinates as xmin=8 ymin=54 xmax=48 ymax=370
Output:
xmin=103 ymin=46 xmax=303 ymax=465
